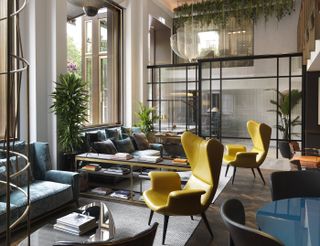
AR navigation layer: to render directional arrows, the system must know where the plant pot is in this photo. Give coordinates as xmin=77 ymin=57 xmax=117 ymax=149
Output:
xmin=147 ymin=132 xmax=156 ymax=143
xmin=60 ymin=152 xmax=77 ymax=171
xmin=279 ymin=141 xmax=292 ymax=159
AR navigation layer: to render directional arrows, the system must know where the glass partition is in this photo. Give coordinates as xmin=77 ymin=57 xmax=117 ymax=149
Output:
xmin=147 ymin=53 xmax=304 ymax=158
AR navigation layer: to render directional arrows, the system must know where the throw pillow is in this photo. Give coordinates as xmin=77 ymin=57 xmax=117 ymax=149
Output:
xmin=105 ymin=127 xmax=122 ymax=140
xmin=93 ymin=140 xmax=117 ymax=154
xmin=121 ymin=126 xmax=132 ymax=139
xmin=113 ymin=138 xmax=135 ymax=153
xmin=85 ymin=132 xmax=100 ymax=150
xmin=132 ymin=132 xmax=150 ymax=150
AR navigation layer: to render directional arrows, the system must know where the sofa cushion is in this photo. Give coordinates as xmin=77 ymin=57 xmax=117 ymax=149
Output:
xmin=93 ymin=140 xmax=117 ymax=154
xmin=106 ymin=127 xmax=122 ymax=140
xmin=0 ymin=202 xmax=19 ymax=234
xmin=1 ymin=180 xmax=72 ymax=208
xmin=132 ymin=149 xmax=160 ymax=157
xmin=113 ymin=138 xmax=135 ymax=153
xmin=31 ymin=143 xmax=52 ymax=180
xmin=0 ymin=156 xmax=30 ymax=195
xmin=132 ymin=133 xmax=150 ymax=150
xmin=0 ymin=141 xmax=26 ymax=159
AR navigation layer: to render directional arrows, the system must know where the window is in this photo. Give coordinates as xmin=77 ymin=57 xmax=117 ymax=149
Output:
xmin=82 ymin=6 xmax=122 ymax=126
xmin=0 ymin=0 xmax=18 ymax=140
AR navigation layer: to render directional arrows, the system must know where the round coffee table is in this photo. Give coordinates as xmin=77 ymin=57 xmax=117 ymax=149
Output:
xmin=19 ymin=202 xmax=115 ymax=246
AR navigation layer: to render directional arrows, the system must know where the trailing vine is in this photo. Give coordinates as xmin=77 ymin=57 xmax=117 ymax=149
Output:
xmin=174 ymin=0 xmax=295 ymax=28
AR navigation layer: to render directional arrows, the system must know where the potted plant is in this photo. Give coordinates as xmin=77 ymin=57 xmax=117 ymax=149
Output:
xmin=51 ymin=72 xmax=89 ymax=170
xmin=268 ymin=89 xmax=302 ymax=158
xmin=135 ymin=102 xmax=160 ymax=142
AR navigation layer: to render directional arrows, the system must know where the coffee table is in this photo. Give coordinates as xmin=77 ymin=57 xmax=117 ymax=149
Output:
xmin=18 ymin=202 xmax=115 ymax=246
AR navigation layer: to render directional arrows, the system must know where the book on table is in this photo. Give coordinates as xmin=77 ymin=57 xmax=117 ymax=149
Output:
xmin=113 ymin=152 xmax=133 ymax=160
xmin=138 ymin=156 xmax=162 ymax=163
xmin=81 ymin=164 xmax=101 ymax=171
xmin=54 ymin=212 xmax=97 ymax=235
xmin=102 ymin=166 xmax=131 ymax=175
xmin=109 ymin=190 xmax=131 ymax=200
xmin=90 ymin=187 xmax=113 ymax=195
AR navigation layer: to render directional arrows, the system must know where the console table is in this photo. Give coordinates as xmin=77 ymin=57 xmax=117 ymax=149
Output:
xmin=75 ymin=153 xmax=191 ymax=204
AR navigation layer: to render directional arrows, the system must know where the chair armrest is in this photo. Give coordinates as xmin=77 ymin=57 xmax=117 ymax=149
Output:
xmin=166 ymin=189 xmax=205 ymax=215
xmin=149 ymin=143 xmax=164 ymax=157
xmin=45 ymin=170 xmax=79 ymax=201
xmin=230 ymin=152 xmax=258 ymax=168
xmin=225 ymin=144 xmax=247 ymax=157
xmin=149 ymin=171 xmax=181 ymax=192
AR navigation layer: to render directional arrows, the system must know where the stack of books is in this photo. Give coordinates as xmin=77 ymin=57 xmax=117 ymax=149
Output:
xmin=172 ymin=158 xmax=188 ymax=164
xmin=110 ymin=190 xmax=131 ymax=200
xmin=81 ymin=164 xmax=101 ymax=171
xmin=113 ymin=153 xmax=133 ymax=160
xmin=90 ymin=187 xmax=113 ymax=195
xmin=103 ymin=167 xmax=131 ymax=175
xmin=138 ymin=156 xmax=162 ymax=163
xmin=54 ymin=212 xmax=97 ymax=235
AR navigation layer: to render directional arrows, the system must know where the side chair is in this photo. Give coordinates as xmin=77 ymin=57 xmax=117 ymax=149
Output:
xmin=221 ymin=199 xmax=284 ymax=246
xmin=143 ymin=131 xmax=224 ymax=245
xmin=224 ymin=120 xmax=272 ymax=185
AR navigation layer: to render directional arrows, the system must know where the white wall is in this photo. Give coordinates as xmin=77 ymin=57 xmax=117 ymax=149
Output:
xmin=20 ymin=0 xmax=67 ymax=168
xmin=117 ymin=0 xmax=173 ymax=126
xmin=254 ymin=0 xmax=301 ymax=55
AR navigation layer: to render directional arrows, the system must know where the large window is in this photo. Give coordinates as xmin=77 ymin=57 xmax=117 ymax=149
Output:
xmin=0 ymin=0 xmax=18 ymax=140
xmin=82 ymin=6 xmax=122 ymax=126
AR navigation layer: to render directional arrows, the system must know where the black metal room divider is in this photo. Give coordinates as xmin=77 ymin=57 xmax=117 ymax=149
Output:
xmin=147 ymin=53 xmax=305 ymax=158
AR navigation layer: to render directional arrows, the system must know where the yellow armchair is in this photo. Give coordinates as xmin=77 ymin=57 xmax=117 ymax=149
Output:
xmin=143 ymin=131 xmax=224 ymax=244
xmin=223 ymin=120 xmax=272 ymax=185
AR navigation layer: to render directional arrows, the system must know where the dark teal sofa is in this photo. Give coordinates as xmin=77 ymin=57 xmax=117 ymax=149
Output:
xmin=0 ymin=142 xmax=79 ymax=234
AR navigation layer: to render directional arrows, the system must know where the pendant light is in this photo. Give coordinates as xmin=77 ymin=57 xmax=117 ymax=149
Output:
xmin=67 ymin=0 xmax=106 ymax=16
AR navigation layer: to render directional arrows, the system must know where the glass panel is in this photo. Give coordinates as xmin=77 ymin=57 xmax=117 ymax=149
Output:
xmin=100 ymin=57 xmax=110 ymax=123
xmin=99 ymin=18 xmax=108 ymax=53
xmin=85 ymin=58 xmax=93 ymax=123
xmin=85 ymin=21 xmax=92 ymax=54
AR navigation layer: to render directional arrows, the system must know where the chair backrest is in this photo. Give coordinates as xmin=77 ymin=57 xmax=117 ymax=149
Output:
xmin=247 ymin=120 xmax=272 ymax=165
xmin=271 ymin=170 xmax=320 ymax=201
xmin=221 ymin=199 xmax=284 ymax=246
xmin=181 ymin=131 xmax=224 ymax=210
xmin=53 ymin=223 xmax=158 ymax=246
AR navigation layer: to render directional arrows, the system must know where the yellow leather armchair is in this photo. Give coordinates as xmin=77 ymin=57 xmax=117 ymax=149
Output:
xmin=143 ymin=131 xmax=224 ymax=244
xmin=223 ymin=120 xmax=272 ymax=185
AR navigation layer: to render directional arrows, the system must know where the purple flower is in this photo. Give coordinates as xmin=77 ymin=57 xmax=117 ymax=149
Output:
xmin=67 ymin=62 xmax=78 ymax=72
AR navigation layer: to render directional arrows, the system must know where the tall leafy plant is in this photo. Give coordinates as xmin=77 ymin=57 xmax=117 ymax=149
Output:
xmin=51 ymin=73 xmax=89 ymax=153
xmin=268 ymin=89 xmax=302 ymax=140
xmin=135 ymin=103 xmax=159 ymax=135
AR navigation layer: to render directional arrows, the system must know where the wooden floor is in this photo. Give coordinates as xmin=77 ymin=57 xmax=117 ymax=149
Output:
xmin=187 ymin=168 xmax=274 ymax=246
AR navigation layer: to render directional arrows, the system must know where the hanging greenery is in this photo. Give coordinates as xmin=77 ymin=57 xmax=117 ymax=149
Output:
xmin=174 ymin=0 xmax=295 ymax=28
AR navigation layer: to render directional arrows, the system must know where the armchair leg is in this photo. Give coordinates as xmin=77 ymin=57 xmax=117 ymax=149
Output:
xmin=148 ymin=210 xmax=154 ymax=226
xmin=232 ymin=167 xmax=237 ymax=185
xmin=225 ymin=165 xmax=230 ymax=177
xmin=251 ymin=168 xmax=256 ymax=178
xmin=201 ymin=212 xmax=213 ymax=238
xmin=190 ymin=216 xmax=194 ymax=220
xmin=162 ymin=215 xmax=169 ymax=245
xmin=257 ymin=168 xmax=266 ymax=185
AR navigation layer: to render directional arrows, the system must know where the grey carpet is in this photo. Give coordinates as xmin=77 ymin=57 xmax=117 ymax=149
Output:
xmin=80 ymin=198 xmax=201 ymax=246
xmin=79 ymin=166 xmax=231 ymax=246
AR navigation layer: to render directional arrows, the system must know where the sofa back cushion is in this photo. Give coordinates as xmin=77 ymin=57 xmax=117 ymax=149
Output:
xmin=105 ymin=127 xmax=122 ymax=140
xmin=0 ymin=156 xmax=30 ymax=196
xmin=113 ymin=138 xmax=135 ymax=153
xmin=0 ymin=141 xmax=26 ymax=159
xmin=31 ymin=142 xmax=52 ymax=180
xmin=93 ymin=140 xmax=117 ymax=154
